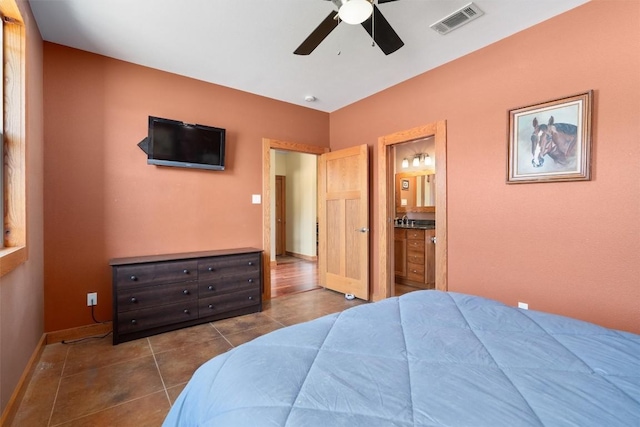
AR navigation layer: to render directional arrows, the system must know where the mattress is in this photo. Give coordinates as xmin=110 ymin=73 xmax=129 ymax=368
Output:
xmin=163 ymin=291 xmax=640 ymax=426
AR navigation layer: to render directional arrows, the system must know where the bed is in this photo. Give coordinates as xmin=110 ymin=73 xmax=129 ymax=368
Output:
xmin=163 ymin=291 xmax=640 ymax=426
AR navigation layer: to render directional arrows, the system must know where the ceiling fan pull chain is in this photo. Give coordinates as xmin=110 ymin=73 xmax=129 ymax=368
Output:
xmin=371 ymin=2 xmax=376 ymax=47
xmin=337 ymin=14 xmax=342 ymax=55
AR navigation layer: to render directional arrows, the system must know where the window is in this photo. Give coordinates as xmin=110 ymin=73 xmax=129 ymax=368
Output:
xmin=0 ymin=1 xmax=26 ymax=277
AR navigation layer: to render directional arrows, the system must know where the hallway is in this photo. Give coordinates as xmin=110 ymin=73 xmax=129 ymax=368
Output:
xmin=271 ymin=256 xmax=320 ymax=298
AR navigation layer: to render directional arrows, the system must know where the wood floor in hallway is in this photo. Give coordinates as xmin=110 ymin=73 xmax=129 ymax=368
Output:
xmin=271 ymin=256 xmax=320 ymax=298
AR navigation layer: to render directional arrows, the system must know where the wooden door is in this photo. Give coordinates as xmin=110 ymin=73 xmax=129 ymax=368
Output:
xmin=318 ymin=145 xmax=369 ymax=300
xmin=275 ymin=175 xmax=286 ymax=256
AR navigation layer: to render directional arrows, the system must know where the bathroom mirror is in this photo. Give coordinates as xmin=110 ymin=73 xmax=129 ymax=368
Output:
xmin=395 ymin=171 xmax=436 ymax=213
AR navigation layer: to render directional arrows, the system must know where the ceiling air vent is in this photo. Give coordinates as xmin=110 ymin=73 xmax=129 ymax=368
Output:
xmin=430 ymin=2 xmax=484 ymax=35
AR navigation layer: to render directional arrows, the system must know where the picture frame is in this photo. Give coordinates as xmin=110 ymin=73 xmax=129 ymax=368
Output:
xmin=507 ymin=90 xmax=593 ymax=183
xmin=401 ymin=179 xmax=409 ymax=190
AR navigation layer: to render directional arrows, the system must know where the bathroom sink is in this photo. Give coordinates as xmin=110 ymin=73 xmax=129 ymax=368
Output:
xmin=394 ymin=223 xmax=435 ymax=229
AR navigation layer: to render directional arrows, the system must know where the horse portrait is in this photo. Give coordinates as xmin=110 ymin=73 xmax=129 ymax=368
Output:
xmin=508 ymin=91 xmax=592 ymax=183
xmin=530 ymin=116 xmax=578 ymax=168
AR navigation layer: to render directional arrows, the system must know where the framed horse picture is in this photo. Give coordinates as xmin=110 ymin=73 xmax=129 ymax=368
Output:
xmin=507 ymin=91 xmax=593 ymax=183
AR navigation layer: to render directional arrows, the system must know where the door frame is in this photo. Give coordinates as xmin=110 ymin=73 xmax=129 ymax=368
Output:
xmin=377 ymin=121 xmax=448 ymax=299
xmin=262 ymin=138 xmax=329 ymax=300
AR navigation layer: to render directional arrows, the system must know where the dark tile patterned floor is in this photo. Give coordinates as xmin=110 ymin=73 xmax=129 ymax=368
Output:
xmin=10 ymin=288 xmax=364 ymax=427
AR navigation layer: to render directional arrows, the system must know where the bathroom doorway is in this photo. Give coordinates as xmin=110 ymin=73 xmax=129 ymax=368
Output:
xmin=376 ymin=121 xmax=448 ymax=299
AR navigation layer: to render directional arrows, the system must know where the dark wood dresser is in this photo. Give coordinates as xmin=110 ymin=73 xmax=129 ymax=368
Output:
xmin=110 ymin=248 xmax=262 ymax=344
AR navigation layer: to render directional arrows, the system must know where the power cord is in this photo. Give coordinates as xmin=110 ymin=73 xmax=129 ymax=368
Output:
xmin=61 ymin=304 xmax=112 ymax=345
xmin=61 ymin=330 xmax=112 ymax=345
xmin=90 ymin=303 xmax=109 ymax=324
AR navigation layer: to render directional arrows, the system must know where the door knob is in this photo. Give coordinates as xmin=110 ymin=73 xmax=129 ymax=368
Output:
xmin=431 ymin=237 xmax=437 ymax=244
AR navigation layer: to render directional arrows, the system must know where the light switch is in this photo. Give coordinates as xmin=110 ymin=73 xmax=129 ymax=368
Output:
xmin=252 ymin=194 xmax=261 ymax=204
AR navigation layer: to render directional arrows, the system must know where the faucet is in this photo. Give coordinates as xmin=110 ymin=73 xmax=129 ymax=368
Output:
xmin=402 ymin=215 xmax=408 ymax=224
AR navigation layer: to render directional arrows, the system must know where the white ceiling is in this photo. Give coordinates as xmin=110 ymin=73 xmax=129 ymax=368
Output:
xmin=29 ymin=0 xmax=589 ymax=112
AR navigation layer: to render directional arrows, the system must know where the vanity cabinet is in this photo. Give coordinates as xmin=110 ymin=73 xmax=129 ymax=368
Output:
xmin=406 ymin=229 xmax=426 ymax=282
xmin=111 ymin=248 xmax=262 ymax=344
xmin=424 ymin=229 xmax=435 ymax=285
xmin=394 ymin=228 xmax=407 ymax=277
xmin=394 ymin=228 xmax=435 ymax=289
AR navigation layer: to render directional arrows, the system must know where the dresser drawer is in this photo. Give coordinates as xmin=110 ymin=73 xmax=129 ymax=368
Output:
xmin=407 ymin=261 xmax=425 ymax=282
xmin=198 ymin=253 xmax=260 ymax=279
xmin=199 ymin=271 xmax=260 ymax=296
xmin=115 ymin=260 xmax=198 ymax=289
xmin=199 ymin=288 xmax=261 ymax=318
xmin=407 ymin=250 xmax=425 ymax=264
xmin=117 ymin=300 xmax=199 ymax=334
xmin=407 ymin=229 xmax=425 ymax=240
xmin=407 ymin=239 xmax=425 ymax=250
xmin=117 ymin=282 xmax=198 ymax=313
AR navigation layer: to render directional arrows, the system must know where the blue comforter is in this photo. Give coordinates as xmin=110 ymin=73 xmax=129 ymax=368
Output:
xmin=163 ymin=291 xmax=640 ymax=426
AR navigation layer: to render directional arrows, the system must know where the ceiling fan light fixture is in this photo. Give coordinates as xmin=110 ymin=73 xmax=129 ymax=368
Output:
xmin=338 ymin=0 xmax=373 ymax=25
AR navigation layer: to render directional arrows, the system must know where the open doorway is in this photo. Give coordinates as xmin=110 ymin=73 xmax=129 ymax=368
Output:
xmin=393 ymin=138 xmax=436 ymax=296
xmin=271 ymin=150 xmax=319 ymax=297
xmin=261 ymin=138 xmax=329 ymax=300
xmin=376 ymin=121 xmax=448 ymax=300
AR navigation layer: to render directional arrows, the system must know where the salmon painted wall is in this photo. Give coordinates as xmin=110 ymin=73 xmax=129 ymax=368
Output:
xmin=330 ymin=0 xmax=640 ymax=333
xmin=0 ymin=0 xmax=44 ymax=412
xmin=43 ymin=44 xmax=329 ymax=331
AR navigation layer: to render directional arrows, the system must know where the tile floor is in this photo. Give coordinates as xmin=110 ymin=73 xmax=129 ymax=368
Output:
xmin=10 ymin=288 xmax=364 ymax=427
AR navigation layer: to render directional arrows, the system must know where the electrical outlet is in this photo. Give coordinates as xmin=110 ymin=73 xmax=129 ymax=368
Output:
xmin=87 ymin=292 xmax=97 ymax=306
xmin=518 ymin=301 xmax=528 ymax=310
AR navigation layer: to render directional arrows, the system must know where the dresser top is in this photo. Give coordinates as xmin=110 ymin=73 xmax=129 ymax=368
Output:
xmin=109 ymin=247 xmax=263 ymax=266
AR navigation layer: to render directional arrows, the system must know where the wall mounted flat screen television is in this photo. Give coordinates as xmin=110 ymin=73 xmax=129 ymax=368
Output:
xmin=147 ymin=116 xmax=226 ymax=171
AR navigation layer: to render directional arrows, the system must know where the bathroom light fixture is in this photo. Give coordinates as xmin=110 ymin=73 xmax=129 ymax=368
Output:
xmin=401 ymin=158 xmax=409 ymax=169
xmin=338 ymin=0 xmax=374 ymax=25
xmin=412 ymin=155 xmax=420 ymax=167
xmin=423 ymin=153 xmax=432 ymax=166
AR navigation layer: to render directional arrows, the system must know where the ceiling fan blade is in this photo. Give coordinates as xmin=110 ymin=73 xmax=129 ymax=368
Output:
xmin=294 ymin=11 xmax=340 ymax=55
xmin=361 ymin=5 xmax=404 ymax=55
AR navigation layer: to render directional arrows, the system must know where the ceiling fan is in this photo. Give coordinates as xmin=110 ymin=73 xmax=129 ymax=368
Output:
xmin=294 ymin=0 xmax=404 ymax=56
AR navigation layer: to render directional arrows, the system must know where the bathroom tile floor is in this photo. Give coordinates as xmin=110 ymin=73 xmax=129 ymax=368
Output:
xmin=10 ymin=288 xmax=365 ymax=427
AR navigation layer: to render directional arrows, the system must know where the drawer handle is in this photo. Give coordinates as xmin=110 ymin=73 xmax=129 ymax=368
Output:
xmin=208 ymin=285 xmax=215 ymax=291
xmin=183 ymin=269 xmax=189 ymax=274
xmin=183 ymin=289 xmax=189 ymax=295
xmin=208 ymin=304 xmax=214 ymax=309
xmin=183 ymin=309 xmax=190 ymax=314
xmin=248 ymin=261 xmax=253 ymax=266
xmin=248 ymin=278 xmax=253 ymax=283
xmin=131 ymin=319 xmax=137 ymax=325
xmin=208 ymin=267 xmax=214 ymax=272
xmin=130 ymin=275 xmax=137 ymax=281
xmin=248 ymin=296 xmax=253 ymax=300
xmin=130 ymin=297 xmax=137 ymax=303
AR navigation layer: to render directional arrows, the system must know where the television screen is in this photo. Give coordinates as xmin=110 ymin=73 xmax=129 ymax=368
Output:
xmin=147 ymin=116 xmax=225 ymax=171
